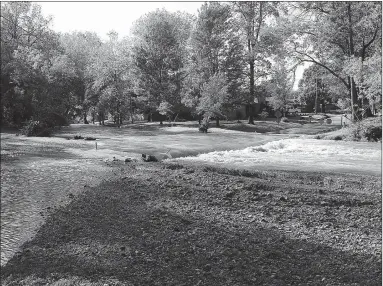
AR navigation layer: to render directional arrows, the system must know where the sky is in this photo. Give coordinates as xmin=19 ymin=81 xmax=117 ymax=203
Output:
xmin=38 ymin=1 xmax=307 ymax=89
xmin=39 ymin=2 xmax=203 ymax=39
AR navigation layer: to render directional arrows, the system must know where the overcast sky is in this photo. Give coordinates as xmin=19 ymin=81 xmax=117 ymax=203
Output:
xmin=39 ymin=2 xmax=202 ymax=40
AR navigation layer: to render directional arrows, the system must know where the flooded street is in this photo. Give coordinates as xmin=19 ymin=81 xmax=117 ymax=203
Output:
xmin=1 ymin=133 xmax=121 ymax=266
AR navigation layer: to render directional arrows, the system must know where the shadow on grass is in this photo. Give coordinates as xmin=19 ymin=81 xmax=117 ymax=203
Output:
xmin=1 ymin=178 xmax=381 ymax=285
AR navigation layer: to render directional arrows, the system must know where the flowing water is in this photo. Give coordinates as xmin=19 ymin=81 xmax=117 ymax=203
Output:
xmin=0 ymin=122 xmax=340 ymax=266
xmin=0 ymin=134 xmax=120 ymax=266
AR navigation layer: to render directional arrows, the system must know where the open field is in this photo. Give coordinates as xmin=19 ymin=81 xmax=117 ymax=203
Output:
xmin=1 ymin=120 xmax=381 ymax=285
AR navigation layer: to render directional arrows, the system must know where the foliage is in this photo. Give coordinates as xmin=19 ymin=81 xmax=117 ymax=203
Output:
xmin=131 ymin=9 xmax=193 ymax=116
xmin=258 ymin=111 xmax=269 ymax=120
xmin=60 ymin=31 xmax=102 ymax=120
xmin=364 ymin=126 xmax=382 ymax=142
xmin=285 ymin=2 xmax=382 ymax=120
xmin=157 ymin=101 xmax=174 ymax=121
xmin=196 ymin=73 xmax=229 ymax=120
xmin=0 ymin=1 xmax=381 ymax=130
xmin=345 ymin=117 xmax=382 ymax=142
xmin=232 ymin=1 xmax=281 ymax=124
xmin=88 ymin=32 xmax=133 ymax=125
xmin=1 ymin=2 xmax=77 ymax=126
xmin=298 ymin=64 xmax=336 ymax=107
xmin=21 ymin=120 xmax=52 ymax=137
xmin=265 ymin=59 xmax=294 ymax=114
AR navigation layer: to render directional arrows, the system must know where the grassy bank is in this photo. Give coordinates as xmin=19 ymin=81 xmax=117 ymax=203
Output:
xmin=2 ymin=162 xmax=381 ymax=286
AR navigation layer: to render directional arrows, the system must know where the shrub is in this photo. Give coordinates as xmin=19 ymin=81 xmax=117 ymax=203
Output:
xmin=344 ymin=117 xmax=382 ymax=142
xmin=21 ymin=120 xmax=52 ymax=137
xmin=363 ymin=126 xmax=382 ymax=142
xmin=258 ymin=111 xmax=269 ymax=120
xmin=281 ymin=117 xmax=289 ymax=122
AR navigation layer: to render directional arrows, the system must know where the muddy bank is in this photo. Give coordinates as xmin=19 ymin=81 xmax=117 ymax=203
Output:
xmin=1 ymin=162 xmax=381 ymax=285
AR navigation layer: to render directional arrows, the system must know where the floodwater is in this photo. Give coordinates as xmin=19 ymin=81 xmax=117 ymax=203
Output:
xmin=175 ymin=138 xmax=382 ymax=176
xmin=0 ymin=127 xmax=287 ymax=266
xmin=0 ymin=121 xmax=354 ymax=266
xmin=0 ymin=133 xmax=120 ymax=266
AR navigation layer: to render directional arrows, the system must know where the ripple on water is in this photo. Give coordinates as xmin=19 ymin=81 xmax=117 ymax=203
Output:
xmin=1 ymin=154 xmax=116 ymax=266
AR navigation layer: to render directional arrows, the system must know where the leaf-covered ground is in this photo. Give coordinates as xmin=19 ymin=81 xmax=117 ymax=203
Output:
xmin=2 ymin=161 xmax=381 ymax=286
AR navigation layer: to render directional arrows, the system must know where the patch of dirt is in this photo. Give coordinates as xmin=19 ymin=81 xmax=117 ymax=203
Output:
xmin=1 ymin=162 xmax=381 ymax=286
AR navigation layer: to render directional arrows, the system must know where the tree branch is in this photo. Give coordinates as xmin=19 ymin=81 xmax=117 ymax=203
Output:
xmin=293 ymin=47 xmax=349 ymax=88
xmin=362 ymin=25 xmax=379 ymax=59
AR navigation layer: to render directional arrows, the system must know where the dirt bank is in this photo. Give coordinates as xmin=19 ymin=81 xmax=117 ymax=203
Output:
xmin=1 ymin=162 xmax=381 ymax=286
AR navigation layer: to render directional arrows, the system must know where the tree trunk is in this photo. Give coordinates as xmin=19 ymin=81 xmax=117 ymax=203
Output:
xmin=248 ymin=60 xmax=255 ymax=125
xmin=216 ymin=117 xmax=220 ymax=127
xmin=350 ymin=77 xmax=358 ymax=121
xmin=248 ymin=104 xmax=255 ymax=125
xmin=83 ymin=113 xmax=88 ymax=124
xmin=315 ymin=78 xmax=318 ymax=114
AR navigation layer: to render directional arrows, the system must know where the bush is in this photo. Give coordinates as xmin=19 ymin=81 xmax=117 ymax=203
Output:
xmin=345 ymin=117 xmax=382 ymax=142
xmin=21 ymin=120 xmax=52 ymax=137
xmin=363 ymin=126 xmax=382 ymax=142
xmin=258 ymin=111 xmax=269 ymax=120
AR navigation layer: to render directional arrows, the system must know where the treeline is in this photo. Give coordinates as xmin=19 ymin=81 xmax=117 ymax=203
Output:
xmin=1 ymin=2 xmax=381 ymax=128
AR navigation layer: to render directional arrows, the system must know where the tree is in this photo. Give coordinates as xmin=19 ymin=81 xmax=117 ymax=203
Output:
xmin=298 ymin=64 xmax=337 ymax=113
xmin=286 ymin=2 xmax=382 ymax=120
xmin=1 ymin=2 xmax=76 ymax=126
xmin=183 ymin=2 xmax=245 ymax=123
xmin=88 ymin=32 xmax=133 ymax=126
xmin=232 ymin=1 xmax=280 ymax=124
xmin=131 ymin=9 xmax=193 ymax=122
xmin=60 ymin=31 xmax=102 ymax=123
xmin=196 ymin=73 xmax=229 ymax=127
xmin=265 ymin=59 xmax=294 ymax=116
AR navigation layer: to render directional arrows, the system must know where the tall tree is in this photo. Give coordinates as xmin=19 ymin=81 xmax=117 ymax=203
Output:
xmin=182 ymin=2 xmax=245 ymax=124
xmin=265 ymin=59 xmax=294 ymax=116
xmin=88 ymin=32 xmax=132 ymax=126
xmin=131 ymin=9 xmax=193 ymax=121
xmin=196 ymin=73 xmax=229 ymax=127
xmin=232 ymin=1 xmax=279 ymax=124
xmin=1 ymin=2 xmax=75 ymax=125
xmin=298 ymin=64 xmax=335 ymax=113
xmin=286 ymin=2 xmax=382 ymax=120
xmin=60 ymin=31 xmax=102 ymax=123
